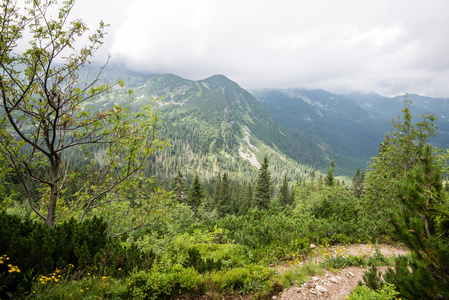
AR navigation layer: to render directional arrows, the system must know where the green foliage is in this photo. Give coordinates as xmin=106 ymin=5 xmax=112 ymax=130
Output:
xmin=216 ymin=173 xmax=232 ymax=217
xmin=279 ymin=174 xmax=290 ymax=207
xmin=360 ymin=98 xmax=439 ymax=236
xmin=130 ymin=265 xmax=204 ymax=300
xmin=359 ymin=265 xmax=385 ymax=291
xmin=187 ymin=174 xmax=204 ymax=217
xmin=324 ymin=157 xmax=335 ymax=187
xmin=0 ymin=0 xmax=167 ymax=227
xmin=30 ymin=275 xmax=129 ymax=300
xmin=383 ymin=146 xmax=449 ymax=299
xmin=255 ymin=154 xmax=271 ymax=210
xmin=0 ymin=211 xmax=154 ymax=297
xmin=348 ymin=283 xmax=400 ymax=300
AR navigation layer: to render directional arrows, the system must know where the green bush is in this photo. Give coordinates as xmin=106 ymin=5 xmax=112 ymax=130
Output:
xmin=0 ymin=211 xmax=153 ymax=297
xmin=348 ymin=283 xmax=399 ymax=300
xmin=130 ymin=265 xmax=203 ymax=299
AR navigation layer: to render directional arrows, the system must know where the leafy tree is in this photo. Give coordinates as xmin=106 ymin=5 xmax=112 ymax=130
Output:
xmin=187 ymin=174 xmax=204 ymax=217
xmin=255 ymin=154 xmax=271 ymax=210
xmin=384 ymin=146 xmax=449 ymax=299
xmin=0 ymin=0 xmax=167 ymax=227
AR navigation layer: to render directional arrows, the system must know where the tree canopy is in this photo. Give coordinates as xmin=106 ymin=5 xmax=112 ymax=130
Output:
xmin=0 ymin=0 xmax=167 ymax=227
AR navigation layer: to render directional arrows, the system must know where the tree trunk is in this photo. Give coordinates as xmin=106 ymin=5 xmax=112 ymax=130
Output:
xmin=47 ymin=155 xmax=61 ymax=227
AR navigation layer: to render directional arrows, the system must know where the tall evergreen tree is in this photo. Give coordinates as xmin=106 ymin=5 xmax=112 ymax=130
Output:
xmin=217 ymin=173 xmax=232 ymax=217
xmin=247 ymin=183 xmax=254 ymax=208
xmin=351 ymin=167 xmax=362 ymax=198
xmin=255 ymin=154 xmax=271 ymax=210
xmin=384 ymin=146 xmax=449 ymax=299
xmin=212 ymin=172 xmax=222 ymax=208
xmin=324 ymin=157 xmax=335 ymax=187
xmin=173 ymin=170 xmax=186 ymax=203
xmin=187 ymin=174 xmax=204 ymax=217
xmin=279 ymin=174 xmax=289 ymax=207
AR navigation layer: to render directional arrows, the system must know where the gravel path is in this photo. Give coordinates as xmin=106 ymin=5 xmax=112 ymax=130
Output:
xmin=273 ymin=244 xmax=409 ymax=300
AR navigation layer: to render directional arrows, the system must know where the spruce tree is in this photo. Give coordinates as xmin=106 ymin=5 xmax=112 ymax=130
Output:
xmin=212 ymin=172 xmax=222 ymax=208
xmin=384 ymin=146 xmax=449 ymax=299
xmin=324 ymin=157 xmax=335 ymax=187
xmin=255 ymin=154 xmax=271 ymax=210
xmin=351 ymin=167 xmax=362 ymax=198
xmin=247 ymin=183 xmax=254 ymax=208
xmin=217 ymin=173 xmax=232 ymax=217
xmin=279 ymin=174 xmax=289 ymax=207
xmin=173 ymin=170 xmax=186 ymax=203
xmin=187 ymin=174 xmax=204 ymax=217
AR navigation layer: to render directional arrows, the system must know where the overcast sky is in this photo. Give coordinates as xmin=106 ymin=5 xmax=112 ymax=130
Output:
xmin=71 ymin=0 xmax=449 ymax=98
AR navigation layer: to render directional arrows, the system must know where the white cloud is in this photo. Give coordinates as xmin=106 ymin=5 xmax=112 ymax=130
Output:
xmin=72 ymin=0 xmax=449 ymax=97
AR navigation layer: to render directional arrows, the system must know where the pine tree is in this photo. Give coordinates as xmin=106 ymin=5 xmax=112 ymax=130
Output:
xmin=212 ymin=172 xmax=222 ymax=208
xmin=187 ymin=174 xmax=204 ymax=217
xmin=217 ymin=173 xmax=232 ymax=217
xmin=173 ymin=170 xmax=186 ymax=203
xmin=324 ymin=157 xmax=335 ymax=187
xmin=255 ymin=154 xmax=271 ymax=210
xmin=351 ymin=167 xmax=362 ymax=198
xmin=279 ymin=174 xmax=289 ymax=207
xmin=247 ymin=183 xmax=254 ymax=208
xmin=384 ymin=146 xmax=449 ymax=299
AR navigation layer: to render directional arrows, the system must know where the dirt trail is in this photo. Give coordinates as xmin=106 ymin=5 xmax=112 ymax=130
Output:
xmin=273 ymin=244 xmax=409 ymax=300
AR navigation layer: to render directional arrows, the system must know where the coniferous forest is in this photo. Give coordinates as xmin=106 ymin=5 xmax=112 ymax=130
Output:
xmin=1 ymin=1 xmax=449 ymax=299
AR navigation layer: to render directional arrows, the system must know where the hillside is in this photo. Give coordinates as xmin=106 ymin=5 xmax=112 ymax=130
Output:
xmin=91 ymin=73 xmax=332 ymax=184
xmin=252 ymin=88 xmax=449 ymax=174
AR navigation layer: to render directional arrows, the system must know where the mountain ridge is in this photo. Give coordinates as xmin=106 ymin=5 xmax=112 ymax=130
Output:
xmin=90 ymin=66 xmax=449 ymax=179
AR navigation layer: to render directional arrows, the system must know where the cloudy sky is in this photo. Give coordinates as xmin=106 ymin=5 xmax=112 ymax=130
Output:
xmin=72 ymin=0 xmax=449 ymax=97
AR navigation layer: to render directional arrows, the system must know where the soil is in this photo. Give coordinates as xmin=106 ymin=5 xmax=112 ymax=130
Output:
xmin=272 ymin=244 xmax=409 ymax=300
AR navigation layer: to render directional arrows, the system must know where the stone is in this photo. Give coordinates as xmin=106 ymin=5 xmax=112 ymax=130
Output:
xmin=310 ymin=243 xmax=317 ymax=248
xmin=315 ymin=284 xmax=329 ymax=293
xmin=348 ymin=271 xmax=355 ymax=277
xmin=311 ymin=276 xmax=320 ymax=281
xmin=329 ymin=276 xmax=340 ymax=284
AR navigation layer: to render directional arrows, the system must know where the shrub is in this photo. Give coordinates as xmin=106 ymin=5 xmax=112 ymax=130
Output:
xmin=348 ymin=283 xmax=399 ymax=300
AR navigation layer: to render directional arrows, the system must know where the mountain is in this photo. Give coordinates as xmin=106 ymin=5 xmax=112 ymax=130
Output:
xmin=252 ymin=89 xmax=449 ymax=174
xmin=345 ymin=92 xmax=449 ymax=149
xmin=93 ymin=73 xmax=332 ymax=184
xmin=251 ymin=88 xmax=389 ymax=173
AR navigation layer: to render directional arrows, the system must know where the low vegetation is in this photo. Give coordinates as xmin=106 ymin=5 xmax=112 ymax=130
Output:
xmin=1 ymin=0 xmax=448 ymax=299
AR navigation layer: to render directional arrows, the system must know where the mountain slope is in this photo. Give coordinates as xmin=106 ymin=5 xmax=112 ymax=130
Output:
xmin=252 ymin=88 xmax=388 ymax=173
xmin=253 ymin=89 xmax=449 ymax=175
xmin=345 ymin=92 xmax=449 ymax=149
xmin=97 ymin=74 xmax=332 ymax=183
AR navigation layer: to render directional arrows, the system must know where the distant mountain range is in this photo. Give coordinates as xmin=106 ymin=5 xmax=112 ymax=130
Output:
xmin=88 ymin=66 xmax=449 ymax=180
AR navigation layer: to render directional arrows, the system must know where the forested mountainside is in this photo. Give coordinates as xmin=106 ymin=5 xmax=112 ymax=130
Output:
xmin=3 ymin=2 xmax=449 ymax=299
xmin=252 ymin=88 xmax=449 ymax=173
xmin=90 ymin=72 xmax=332 ymax=184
